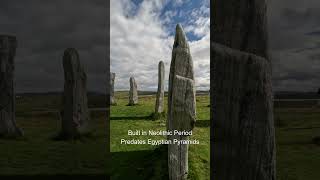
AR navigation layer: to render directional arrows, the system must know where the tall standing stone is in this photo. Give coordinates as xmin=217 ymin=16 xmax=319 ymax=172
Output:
xmin=167 ymin=24 xmax=196 ymax=180
xmin=61 ymin=48 xmax=90 ymax=139
xmin=128 ymin=77 xmax=138 ymax=105
xmin=213 ymin=0 xmax=269 ymax=59
xmin=212 ymin=0 xmax=276 ymax=179
xmin=155 ymin=61 xmax=165 ymax=114
xmin=110 ymin=72 xmax=116 ymax=105
xmin=0 ymin=35 xmax=23 ymax=137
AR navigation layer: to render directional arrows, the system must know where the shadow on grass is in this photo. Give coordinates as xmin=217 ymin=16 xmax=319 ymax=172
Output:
xmin=111 ymin=115 xmax=153 ymax=121
xmin=283 ymin=126 xmax=320 ymax=131
xmin=111 ymin=145 xmax=168 ymax=180
xmin=51 ymin=131 xmax=97 ymax=142
xmin=126 ymin=103 xmax=141 ymax=106
xmin=0 ymin=174 xmax=109 ymax=180
xmin=195 ymin=120 xmax=210 ymax=127
xmin=0 ymin=174 xmax=108 ymax=180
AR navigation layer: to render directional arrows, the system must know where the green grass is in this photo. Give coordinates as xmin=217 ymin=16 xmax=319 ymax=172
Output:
xmin=110 ymin=92 xmax=210 ymax=180
xmin=2 ymin=93 xmax=320 ymax=179
xmin=0 ymin=95 xmax=108 ymax=176
xmin=275 ymin=108 xmax=320 ymax=180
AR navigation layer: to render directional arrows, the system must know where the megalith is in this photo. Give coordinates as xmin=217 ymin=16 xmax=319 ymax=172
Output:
xmin=128 ymin=77 xmax=138 ymax=105
xmin=0 ymin=35 xmax=23 ymax=137
xmin=155 ymin=61 xmax=165 ymax=114
xmin=60 ymin=48 xmax=90 ymax=139
xmin=212 ymin=0 xmax=276 ymax=179
xmin=167 ymin=24 xmax=196 ymax=180
xmin=110 ymin=72 xmax=116 ymax=105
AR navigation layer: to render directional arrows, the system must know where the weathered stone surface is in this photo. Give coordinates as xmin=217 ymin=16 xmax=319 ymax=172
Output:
xmin=211 ymin=43 xmax=275 ymax=180
xmin=128 ymin=77 xmax=138 ymax=105
xmin=110 ymin=72 xmax=116 ymax=105
xmin=167 ymin=24 xmax=196 ymax=180
xmin=0 ymin=35 xmax=23 ymax=137
xmin=212 ymin=0 xmax=275 ymax=179
xmin=212 ymin=0 xmax=269 ymax=59
xmin=61 ymin=48 xmax=90 ymax=138
xmin=155 ymin=61 xmax=165 ymax=114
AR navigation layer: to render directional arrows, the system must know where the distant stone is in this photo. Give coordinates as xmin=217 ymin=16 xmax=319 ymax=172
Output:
xmin=0 ymin=35 xmax=23 ymax=137
xmin=128 ymin=77 xmax=138 ymax=105
xmin=155 ymin=61 xmax=165 ymax=114
xmin=110 ymin=72 xmax=116 ymax=105
xmin=167 ymin=24 xmax=196 ymax=180
xmin=60 ymin=48 xmax=90 ymax=139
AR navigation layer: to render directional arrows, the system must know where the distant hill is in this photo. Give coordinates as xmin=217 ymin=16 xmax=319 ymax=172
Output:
xmin=274 ymin=91 xmax=320 ymax=99
xmin=16 ymin=91 xmax=320 ymax=99
xmin=115 ymin=90 xmax=209 ymax=96
xmin=16 ymin=91 xmax=106 ymax=97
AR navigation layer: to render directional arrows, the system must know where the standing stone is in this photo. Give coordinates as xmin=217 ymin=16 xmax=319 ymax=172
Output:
xmin=128 ymin=77 xmax=138 ymax=105
xmin=212 ymin=0 xmax=269 ymax=59
xmin=155 ymin=61 xmax=165 ymax=114
xmin=110 ymin=72 xmax=116 ymax=105
xmin=167 ymin=24 xmax=196 ymax=180
xmin=212 ymin=0 xmax=276 ymax=179
xmin=0 ymin=35 xmax=23 ymax=137
xmin=60 ymin=48 xmax=90 ymax=139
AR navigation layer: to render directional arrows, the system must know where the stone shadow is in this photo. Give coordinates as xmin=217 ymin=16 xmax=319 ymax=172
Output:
xmin=110 ymin=115 xmax=153 ymax=121
xmin=195 ymin=120 xmax=210 ymax=127
xmin=110 ymin=145 xmax=168 ymax=180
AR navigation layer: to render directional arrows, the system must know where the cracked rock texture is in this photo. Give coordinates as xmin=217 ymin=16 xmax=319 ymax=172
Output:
xmin=0 ymin=35 xmax=23 ymax=137
xmin=61 ymin=48 xmax=90 ymax=138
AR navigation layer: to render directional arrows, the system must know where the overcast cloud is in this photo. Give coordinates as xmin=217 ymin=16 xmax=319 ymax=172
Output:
xmin=0 ymin=0 xmax=107 ymax=93
xmin=268 ymin=0 xmax=320 ymax=92
xmin=2 ymin=1 xmax=317 ymax=93
xmin=110 ymin=0 xmax=210 ymax=91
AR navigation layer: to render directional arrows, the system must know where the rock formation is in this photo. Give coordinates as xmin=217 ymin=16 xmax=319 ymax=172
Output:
xmin=110 ymin=72 xmax=116 ymax=105
xmin=0 ymin=35 xmax=23 ymax=137
xmin=128 ymin=77 xmax=138 ymax=105
xmin=167 ymin=24 xmax=196 ymax=180
xmin=60 ymin=48 xmax=90 ymax=139
xmin=155 ymin=61 xmax=165 ymax=114
xmin=212 ymin=0 xmax=276 ymax=179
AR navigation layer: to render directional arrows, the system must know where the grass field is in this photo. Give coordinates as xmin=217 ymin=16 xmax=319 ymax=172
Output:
xmin=275 ymin=107 xmax=320 ymax=180
xmin=0 ymin=94 xmax=108 ymax=176
xmin=110 ymin=91 xmax=210 ymax=180
xmin=0 ymin=92 xmax=319 ymax=179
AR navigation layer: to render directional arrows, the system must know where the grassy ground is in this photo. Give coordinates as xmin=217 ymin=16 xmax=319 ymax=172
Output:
xmin=1 ymin=93 xmax=319 ymax=179
xmin=0 ymin=95 xmax=108 ymax=176
xmin=275 ymin=107 xmax=320 ymax=180
xmin=110 ymin=91 xmax=210 ymax=180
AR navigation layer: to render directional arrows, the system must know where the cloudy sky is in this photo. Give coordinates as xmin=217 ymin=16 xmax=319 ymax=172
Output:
xmin=110 ymin=0 xmax=210 ymax=91
xmin=268 ymin=0 xmax=320 ymax=92
xmin=0 ymin=0 xmax=107 ymax=93
xmin=1 ymin=0 xmax=318 ymax=93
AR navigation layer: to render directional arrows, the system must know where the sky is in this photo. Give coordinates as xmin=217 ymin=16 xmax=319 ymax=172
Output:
xmin=1 ymin=0 xmax=319 ymax=93
xmin=110 ymin=0 xmax=210 ymax=91
xmin=0 ymin=0 xmax=107 ymax=93
xmin=268 ymin=0 xmax=320 ymax=92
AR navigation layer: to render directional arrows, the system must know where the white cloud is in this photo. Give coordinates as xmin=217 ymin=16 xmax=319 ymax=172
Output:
xmin=184 ymin=2 xmax=210 ymax=37
xmin=110 ymin=0 xmax=209 ymax=91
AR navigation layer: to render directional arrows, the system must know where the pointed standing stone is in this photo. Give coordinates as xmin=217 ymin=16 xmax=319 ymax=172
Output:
xmin=212 ymin=0 xmax=276 ymax=179
xmin=128 ymin=77 xmax=138 ymax=105
xmin=167 ymin=24 xmax=196 ymax=180
xmin=0 ymin=35 xmax=23 ymax=137
xmin=60 ymin=48 xmax=90 ymax=139
xmin=155 ymin=61 xmax=165 ymax=114
xmin=110 ymin=72 xmax=116 ymax=105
